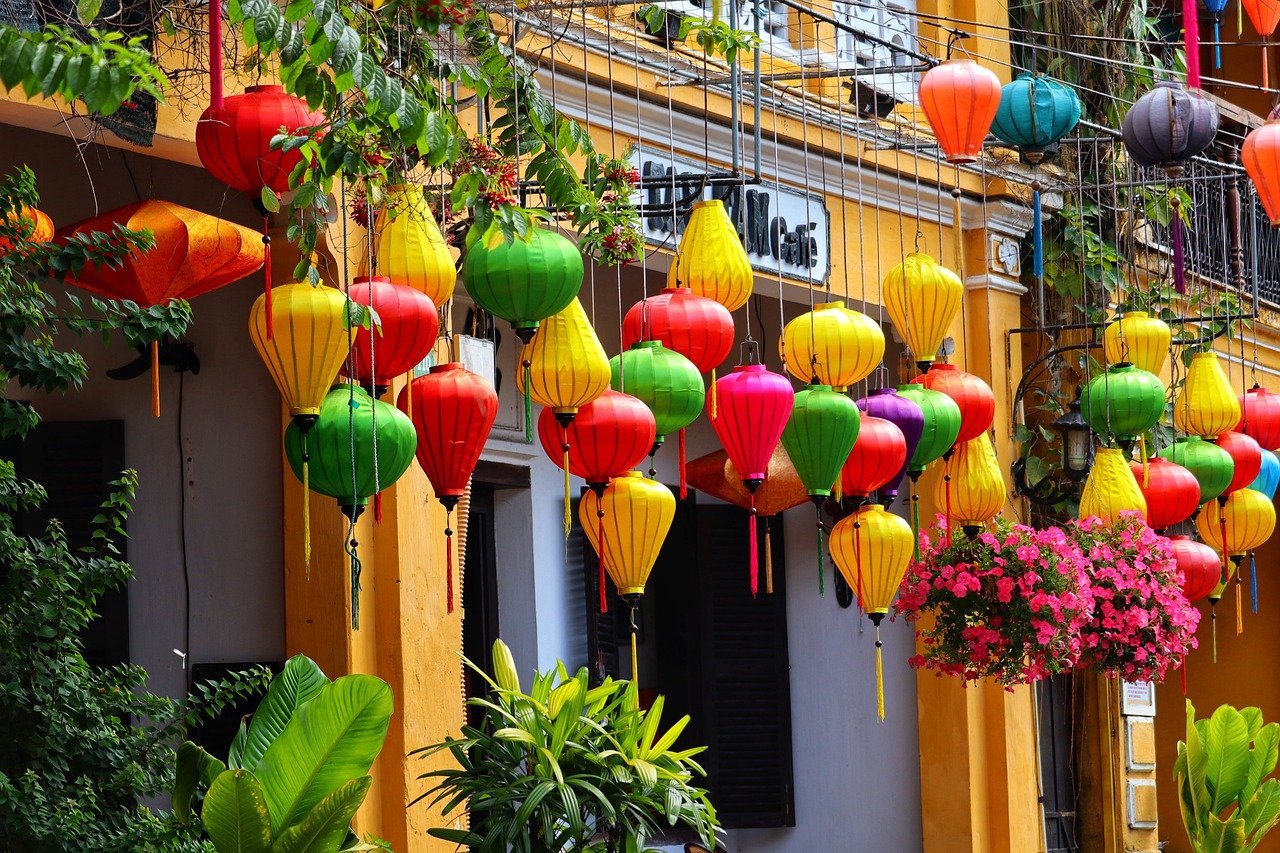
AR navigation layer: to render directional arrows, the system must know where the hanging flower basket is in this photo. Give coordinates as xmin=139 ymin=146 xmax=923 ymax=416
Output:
xmin=897 ymin=518 xmax=1092 ymax=687
xmin=1070 ymin=512 xmax=1200 ymax=683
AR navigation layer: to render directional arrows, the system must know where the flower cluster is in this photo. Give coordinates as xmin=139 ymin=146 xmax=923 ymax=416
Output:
xmin=412 ymin=0 xmax=473 ymax=33
xmin=898 ymin=518 xmax=1092 ymax=687
xmin=455 ymin=137 xmax=519 ymax=209
xmin=1070 ymin=512 xmax=1199 ymax=683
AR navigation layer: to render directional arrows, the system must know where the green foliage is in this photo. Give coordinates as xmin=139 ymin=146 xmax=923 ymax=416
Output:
xmin=638 ymin=4 xmax=760 ymax=66
xmin=414 ymin=639 xmax=720 ymax=852
xmin=174 ymin=655 xmax=393 ymax=853
xmin=1175 ymin=700 xmax=1280 ymax=853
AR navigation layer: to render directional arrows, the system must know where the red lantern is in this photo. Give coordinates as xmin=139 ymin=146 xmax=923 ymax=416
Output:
xmin=918 ymin=60 xmax=1003 ymax=164
xmin=537 ymin=389 xmax=657 ymax=488
xmin=621 ymin=287 xmax=735 ymax=374
xmin=1238 ymin=384 xmax=1280 ymax=451
xmin=840 ymin=416 xmax=908 ymax=501
xmin=1169 ymin=535 xmax=1223 ymax=604
xmin=711 ymin=358 xmax=795 ymax=596
xmin=1219 ymin=430 xmax=1263 ymax=496
xmin=1129 ymin=457 xmax=1201 ymax=531
xmin=196 ymin=85 xmax=321 ymax=197
xmin=397 ymin=363 xmax=498 ymax=612
xmin=346 ymin=276 xmax=439 ymax=393
xmin=911 ymin=363 xmax=995 ymax=443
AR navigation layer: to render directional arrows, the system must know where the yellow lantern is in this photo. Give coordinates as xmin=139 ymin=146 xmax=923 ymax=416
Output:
xmin=828 ymin=503 xmax=914 ymax=720
xmin=249 ymin=282 xmax=350 ymax=423
xmin=1175 ymin=351 xmax=1241 ymax=439
xmin=882 ymin=252 xmax=964 ymax=371
xmin=579 ymin=471 xmax=676 ymax=677
xmin=518 ymin=298 xmax=610 ymax=420
xmin=1078 ymin=447 xmax=1147 ymax=524
xmin=1197 ymin=488 xmax=1276 ymax=634
xmin=937 ymin=432 xmax=1004 ymax=533
xmin=667 ymin=199 xmax=753 ymax=311
xmin=780 ymin=301 xmax=886 ymax=390
xmin=364 ymin=184 xmax=456 ymax=305
xmin=1103 ymin=311 xmax=1172 ymax=376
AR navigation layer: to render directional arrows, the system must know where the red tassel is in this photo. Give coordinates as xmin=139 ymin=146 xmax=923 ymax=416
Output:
xmin=374 ymin=491 xmax=382 ymax=523
xmin=749 ymin=504 xmax=759 ymax=597
xmin=445 ymin=522 xmax=455 ymax=614
xmin=598 ymin=509 xmax=608 ymax=614
xmin=678 ymin=428 xmax=688 ymax=499
xmin=262 ymin=221 xmax=274 ymax=340
xmin=944 ymin=459 xmax=954 ymax=548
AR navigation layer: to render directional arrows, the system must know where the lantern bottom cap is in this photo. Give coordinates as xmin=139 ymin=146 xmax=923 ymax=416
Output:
xmin=618 ymin=586 xmax=646 ymax=596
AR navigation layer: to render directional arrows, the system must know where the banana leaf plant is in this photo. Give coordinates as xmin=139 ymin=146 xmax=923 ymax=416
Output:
xmin=1175 ymin=699 xmax=1280 ymax=853
xmin=413 ymin=639 xmax=720 ymax=853
xmin=173 ymin=654 xmax=393 ymax=853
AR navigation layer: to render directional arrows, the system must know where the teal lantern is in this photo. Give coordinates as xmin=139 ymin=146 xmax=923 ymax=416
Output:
xmin=896 ymin=384 xmax=962 ymax=475
xmin=1158 ymin=436 xmax=1235 ymax=505
xmin=462 ymin=226 xmax=583 ymax=342
xmin=1080 ymin=363 xmax=1166 ymax=451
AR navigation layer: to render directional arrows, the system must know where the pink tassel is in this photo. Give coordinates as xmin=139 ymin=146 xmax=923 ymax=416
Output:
xmin=1172 ymin=212 xmax=1186 ymax=295
xmin=209 ymin=0 xmax=223 ymax=107
xmin=678 ymin=428 xmax=688 ymax=499
xmin=1183 ymin=0 xmax=1201 ymax=88
xmin=749 ymin=501 xmax=759 ymax=597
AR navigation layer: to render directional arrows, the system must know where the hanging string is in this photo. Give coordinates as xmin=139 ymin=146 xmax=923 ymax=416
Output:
xmin=374 ymin=492 xmax=382 ymax=523
xmin=910 ymin=478 xmax=921 ymax=560
xmin=1211 ymin=604 xmax=1218 ymax=663
xmin=1172 ymin=195 xmax=1187 ymax=295
xmin=1032 ymin=181 xmax=1044 ymax=279
xmin=1236 ymin=565 xmax=1244 ymax=635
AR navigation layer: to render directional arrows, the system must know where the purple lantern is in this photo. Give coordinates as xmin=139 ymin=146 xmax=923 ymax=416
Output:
xmin=857 ymin=387 xmax=924 ymax=501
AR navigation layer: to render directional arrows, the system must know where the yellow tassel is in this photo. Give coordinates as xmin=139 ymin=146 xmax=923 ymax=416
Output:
xmin=765 ymin=522 xmax=774 ymax=594
xmin=1240 ymin=0 xmax=1244 ymax=37
xmin=834 ymin=472 xmax=843 ymax=504
xmin=875 ymin=626 xmax=885 ymax=722
xmin=1212 ymin=606 xmax=1218 ymax=663
xmin=952 ymin=191 xmax=965 ymax=273
xmin=150 ymin=340 xmax=161 ymax=418
xmin=710 ymin=369 xmax=718 ymax=419
xmin=406 ymin=371 xmax=413 ymax=419
xmin=1140 ymin=433 xmax=1149 ymax=487
xmin=630 ymin=622 xmax=640 ymax=685
xmin=563 ymin=445 xmax=572 ymax=540
xmin=1236 ymin=575 xmax=1244 ymax=635
xmin=302 ymin=457 xmax=311 ymax=574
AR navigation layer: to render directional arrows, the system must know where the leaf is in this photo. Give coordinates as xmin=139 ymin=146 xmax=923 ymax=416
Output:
xmin=1207 ymin=705 xmax=1253 ymax=813
xmin=1024 ymin=454 xmax=1050 ymax=487
xmin=240 ymin=655 xmax=329 ymax=772
xmin=260 ymin=187 xmax=281 ymax=214
xmin=203 ymin=770 xmax=273 ymax=853
xmin=1247 ymin=723 xmax=1280 ymax=801
xmin=76 ymin=0 xmax=102 ymax=22
xmin=254 ymin=674 xmax=392 ymax=835
xmin=1243 ymin=778 xmax=1280 ymax=840
xmin=174 ymin=741 xmax=228 ymax=825
xmin=269 ymin=777 xmax=371 ymax=853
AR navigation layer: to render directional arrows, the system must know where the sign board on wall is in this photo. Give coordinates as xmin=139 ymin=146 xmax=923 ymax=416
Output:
xmin=631 ymin=152 xmax=832 ymax=286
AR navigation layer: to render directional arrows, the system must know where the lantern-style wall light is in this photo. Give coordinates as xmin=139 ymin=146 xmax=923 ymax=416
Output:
xmin=1052 ymin=390 xmax=1094 ymax=483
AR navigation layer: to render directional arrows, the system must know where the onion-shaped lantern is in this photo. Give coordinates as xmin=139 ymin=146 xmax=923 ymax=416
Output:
xmin=1079 ymin=362 xmax=1166 ymax=450
xmin=667 ymin=199 xmax=753 ymax=311
xmin=840 ymin=416 xmax=908 ymax=504
xmin=918 ymin=60 xmax=1002 ymax=164
xmin=1238 ymin=384 xmax=1280 ymax=451
xmin=780 ymin=301 xmax=885 ymax=390
xmin=462 ymin=225 xmax=583 ymax=342
xmin=196 ymin=85 xmax=321 ymax=197
xmin=346 ymin=276 xmax=439 ymax=394
xmin=1250 ymin=449 xmax=1280 ymax=499
xmin=939 ymin=432 xmax=1005 ymax=536
xmin=857 ymin=388 xmax=924 ymax=501
xmin=1159 ymin=436 xmax=1235 ymax=504
xmin=1168 ymin=535 xmax=1223 ymax=603
xmin=1103 ymin=311 xmax=1172 ymax=377
xmin=882 ymin=253 xmax=964 ymax=372
xmin=1129 ymin=457 xmax=1201 ymax=531
xmin=610 ymin=340 xmax=705 ymax=491
xmin=1175 ymin=351 xmax=1241 ymax=439
xmin=364 ymin=184 xmax=457 ymax=305
xmin=896 ymin=384 xmax=962 ymax=476
xmin=1121 ymin=82 xmax=1220 ymax=175
xmin=991 ymin=73 xmax=1081 ymax=163
xmin=1198 ymin=488 xmax=1277 ymax=621
xmin=1079 ymin=447 xmax=1147 ymax=525
xmin=1219 ymin=431 xmax=1264 ymax=497
xmin=622 ymin=287 xmax=734 ymax=375
xmin=911 ymin=363 xmax=995 ymax=443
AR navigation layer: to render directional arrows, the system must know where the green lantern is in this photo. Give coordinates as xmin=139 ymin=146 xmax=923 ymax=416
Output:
xmin=462 ymin=225 xmax=583 ymax=342
xmin=609 ymin=341 xmax=705 ymax=444
xmin=1159 ymin=436 xmax=1235 ymax=505
xmin=990 ymin=73 xmax=1081 ymax=163
xmin=781 ymin=385 xmax=861 ymax=501
xmin=896 ymin=384 xmax=962 ymax=475
xmin=1080 ymin=362 xmax=1166 ymax=450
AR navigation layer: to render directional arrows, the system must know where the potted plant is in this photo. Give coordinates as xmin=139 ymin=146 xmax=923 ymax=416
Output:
xmin=414 ymin=639 xmax=720 ymax=852
xmin=897 ymin=517 xmax=1092 ymax=687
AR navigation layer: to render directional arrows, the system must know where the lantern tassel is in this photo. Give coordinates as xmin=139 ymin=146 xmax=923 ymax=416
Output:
xmin=1240 ymin=0 xmax=1244 ymax=36
xmin=1172 ymin=207 xmax=1186 ymax=295
xmin=523 ymin=362 xmax=533 ymax=443
xmin=1214 ymin=17 xmax=1222 ymax=69
xmin=910 ymin=485 xmax=921 ymax=561
xmin=1266 ymin=44 xmax=1271 ymax=91
xmin=1032 ymin=187 xmax=1044 ymax=279
xmin=562 ymin=440 xmax=572 ymax=540
xmin=1183 ymin=0 xmax=1201 ymax=88
xmin=406 ymin=372 xmax=413 ymax=419
xmin=629 ymin=604 xmax=640 ymax=683
xmin=944 ymin=461 xmax=954 ymax=549
xmin=150 ymin=339 xmax=161 ymax=418
xmin=1211 ymin=605 xmax=1218 ymax=663
xmin=875 ymin=627 xmax=885 ymax=722
xmin=302 ymin=441 xmax=312 ymax=574
xmin=1236 ymin=574 xmax=1244 ymax=635
xmin=710 ymin=369 xmax=718 ymax=419
xmin=1140 ymin=433 xmax=1150 ymax=487
xmin=749 ymin=500 xmax=759 ymax=597
xmin=1252 ymin=552 xmax=1259 ymax=613
xmin=817 ymin=507 xmax=826 ymax=597
xmin=445 ymin=515 xmax=455 ymax=614
xmin=347 ymin=530 xmax=362 ymax=630
xmin=262 ymin=223 xmax=273 ymax=340
xmin=374 ymin=491 xmax=382 ymax=524
xmin=765 ymin=519 xmax=774 ymax=595
xmin=678 ymin=428 xmax=688 ymax=500
xmin=598 ymin=508 xmax=608 ymax=614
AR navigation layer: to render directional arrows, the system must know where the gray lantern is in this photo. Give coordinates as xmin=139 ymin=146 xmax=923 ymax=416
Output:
xmin=1121 ymin=81 xmax=1220 ymax=175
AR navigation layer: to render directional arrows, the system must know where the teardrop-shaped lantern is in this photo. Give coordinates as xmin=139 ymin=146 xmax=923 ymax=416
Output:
xmin=780 ymin=301 xmax=885 ymax=390
xmin=518 ymin=298 xmax=610 ymax=421
xmin=781 ymin=385 xmax=861 ymax=502
xmin=365 ymin=184 xmax=457 ymax=305
xmin=1243 ymin=0 xmax=1280 ymax=38
xmin=1079 ymin=362 xmax=1166 ymax=449
xmin=667 ymin=200 xmax=753 ymax=311
xmin=536 ymin=389 xmax=656 ymax=489
xmin=990 ymin=73 xmax=1081 ymax=163
xmin=840 ymin=415 xmax=908 ymax=502
xmin=1122 ymin=82 xmax=1220 ymax=174
xmin=1174 ymin=351 xmax=1241 ymax=439
xmin=882 ymin=253 xmax=964 ymax=372
xmin=621 ymin=287 xmax=735 ymax=374
xmin=346 ymin=276 xmax=439 ymax=394
xmin=1218 ymin=430 xmax=1264 ymax=497
xmin=911 ymin=363 xmax=995 ymax=443
xmin=828 ymin=503 xmax=914 ymax=719
xmin=1251 ymin=449 xmax=1280 ymax=499
xmin=463 ymin=225 xmax=583 ymax=342
xmin=1079 ymin=447 xmax=1147 ymax=524
xmin=249 ymin=282 xmax=351 ymax=426
xmin=918 ymin=60 xmax=1003 ymax=164
xmin=896 ymin=384 xmax=963 ymax=475
xmin=1129 ymin=457 xmax=1200 ymax=531
xmin=857 ymin=388 xmax=924 ymax=501
xmin=1197 ymin=488 xmax=1277 ymax=557
xmin=1244 ymin=109 xmax=1280 ymax=226
xmin=609 ymin=340 xmax=705 ymax=445
xmin=1158 ymin=436 xmax=1235 ymax=504
xmin=939 ymin=432 xmax=1005 ymax=533
xmin=1169 ymin=535 xmax=1223 ymax=603
xmin=1238 ymin=384 xmax=1280 ymax=451
xmin=196 ymin=85 xmax=322 ymax=196
xmin=1103 ymin=311 xmax=1172 ymax=377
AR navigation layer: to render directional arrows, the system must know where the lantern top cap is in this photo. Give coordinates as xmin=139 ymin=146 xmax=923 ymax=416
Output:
xmin=691 ymin=199 xmax=724 ymax=211
xmin=815 ymin=300 xmax=847 ymax=310
xmin=870 ymin=387 xmax=899 ymax=395
xmin=734 ymin=363 xmax=768 ymax=373
xmin=353 ymin=275 xmax=393 ymax=285
xmin=245 ymin=84 xmax=286 ymax=94
xmin=431 ymin=362 xmax=466 ymax=374
xmin=631 ymin=339 xmax=666 ymax=351
xmin=619 ymin=470 xmax=646 ymax=480
xmin=1191 ymin=351 xmax=1219 ymax=361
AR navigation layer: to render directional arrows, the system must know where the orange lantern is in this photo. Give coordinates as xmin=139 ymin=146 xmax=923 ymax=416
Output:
xmin=918 ymin=60 xmax=1003 ymax=164
xmin=1244 ymin=107 xmax=1280 ymax=228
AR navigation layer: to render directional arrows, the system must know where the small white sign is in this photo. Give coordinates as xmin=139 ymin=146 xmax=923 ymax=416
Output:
xmin=1121 ymin=681 xmax=1156 ymax=718
xmin=456 ymin=335 xmax=497 ymax=387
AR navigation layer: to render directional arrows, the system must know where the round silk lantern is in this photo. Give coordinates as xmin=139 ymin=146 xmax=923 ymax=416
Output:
xmin=896 ymin=384 xmax=962 ymax=475
xmin=1103 ymin=311 xmax=1172 ymax=377
xmin=462 ymin=225 xmax=583 ymax=342
xmin=1130 ymin=457 xmax=1200 ymax=531
xmin=1244 ymin=110 xmax=1280 ymax=226
xmin=249 ymin=282 xmax=350 ymax=426
xmin=1079 ymin=447 xmax=1147 ymax=525
xmin=1159 ymin=436 xmax=1235 ymax=504
xmin=365 ymin=184 xmax=457 ymax=305
xmin=1122 ymin=82 xmax=1220 ymax=174
xmin=196 ymin=85 xmax=321 ymax=197
xmin=1175 ymin=351 xmax=1241 ymax=439
xmin=1219 ymin=431 xmax=1264 ymax=497
xmin=780 ymin=301 xmax=885 ymax=390
xmin=918 ymin=59 xmax=1002 ymax=164
xmin=711 ymin=357 xmax=795 ymax=596
xmin=1251 ymin=449 xmax=1280 ymax=499
xmin=1197 ymin=489 xmax=1277 ymax=560
xmin=397 ymin=363 xmax=499 ymax=612
xmin=857 ymin=388 xmax=924 ymax=500
xmin=991 ymin=73 xmax=1081 ymax=163
xmin=579 ymin=471 xmax=675 ymax=679
xmin=912 ymin=363 xmax=995 ymax=443
xmin=622 ymin=286 xmax=734 ymax=376
xmin=840 ymin=415 xmax=908 ymax=503
xmin=0 ymin=205 xmax=52 ymax=250
xmin=346 ymin=276 xmax=439 ymax=393
xmin=1238 ymin=385 xmax=1280 ymax=451
xmin=1169 ymin=535 xmax=1223 ymax=603
xmin=882 ymin=253 xmax=964 ymax=372
xmin=667 ymin=199 xmax=753 ymax=311
xmin=939 ymin=432 xmax=1005 ymax=535
xmin=610 ymin=340 xmax=705 ymax=491
xmin=781 ymin=385 xmax=861 ymax=502
xmin=1079 ymin=362 xmax=1166 ymax=449
xmin=828 ymin=503 xmax=914 ymax=720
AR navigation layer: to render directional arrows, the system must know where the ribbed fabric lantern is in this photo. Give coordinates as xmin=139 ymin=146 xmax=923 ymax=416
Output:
xmin=1169 ymin=535 xmax=1223 ymax=603
xmin=610 ymin=340 xmax=705 ymax=493
xmin=1197 ymin=489 xmax=1277 ymax=629
xmin=1079 ymin=447 xmax=1147 ymax=524
xmin=284 ymin=384 xmax=416 ymax=627
xmin=780 ymin=301 xmax=885 ymax=390
xmin=882 ymin=253 xmax=964 ymax=372
xmin=1219 ymin=430 xmax=1264 ymax=497
xmin=711 ymin=355 xmax=795 ymax=595
xmin=1243 ymin=0 xmax=1280 ymax=87
xmin=918 ymin=60 xmax=1002 ymax=164
xmin=1238 ymin=385 xmax=1280 ymax=450
xmin=1129 ymin=457 xmax=1201 ymax=531
xmin=939 ymin=433 xmax=1005 ymax=536
xmin=897 ymin=384 xmax=962 ymax=475
xmin=1079 ymin=362 xmax=1166 ymax=450
xmin=828 ymin=503 xmax=914 ymax=720
xmin=1250 ymin=449 xmax=1280 ymax=499
xmin=857 ymin=388 xmax=924 ymax=501
xmin=1175 ymin=352 xmax=1241 ymax=438
xmin=991 ymin=74 xmax=1081 ymax=162
xmin=1103 ymin=311 xmax=1172 ymax=377
xmin=1159 ymin=436 xmax=1235 ymax=504
xmin=364 ymin=185 xmax=457 ymax=305
xmin=0 ymin=205 xmax=52 ymax=250
xmin=397 ymin=363 xmax=499 ymax=612
xmin=840 ymin=416 xmax=908 ymax=503
xmin=911 ymin=363 xmax=995 ymax=443
xmin=346 ymin=276 xmax=438 ymax=394
xmin=1122 ymin=82 xmax=1220 ymax=174
xmin=1245 ymin=110 xmax=1280 ymax=226
xmin=667 ymin=200 xmax=753 ymax=311
xmin=579 ymin=471 xmax=675 ymax=679
xmin=249 ymin=282 xmax=351 ymax=425
xmin=622 ymin=287 xmax=734 ymax=375
xmin=462 ymin=225 xmax=583 ymax=342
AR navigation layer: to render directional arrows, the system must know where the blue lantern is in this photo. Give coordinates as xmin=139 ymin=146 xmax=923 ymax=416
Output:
xmin=1249 ymin=448 xmax=1280 ymax=499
